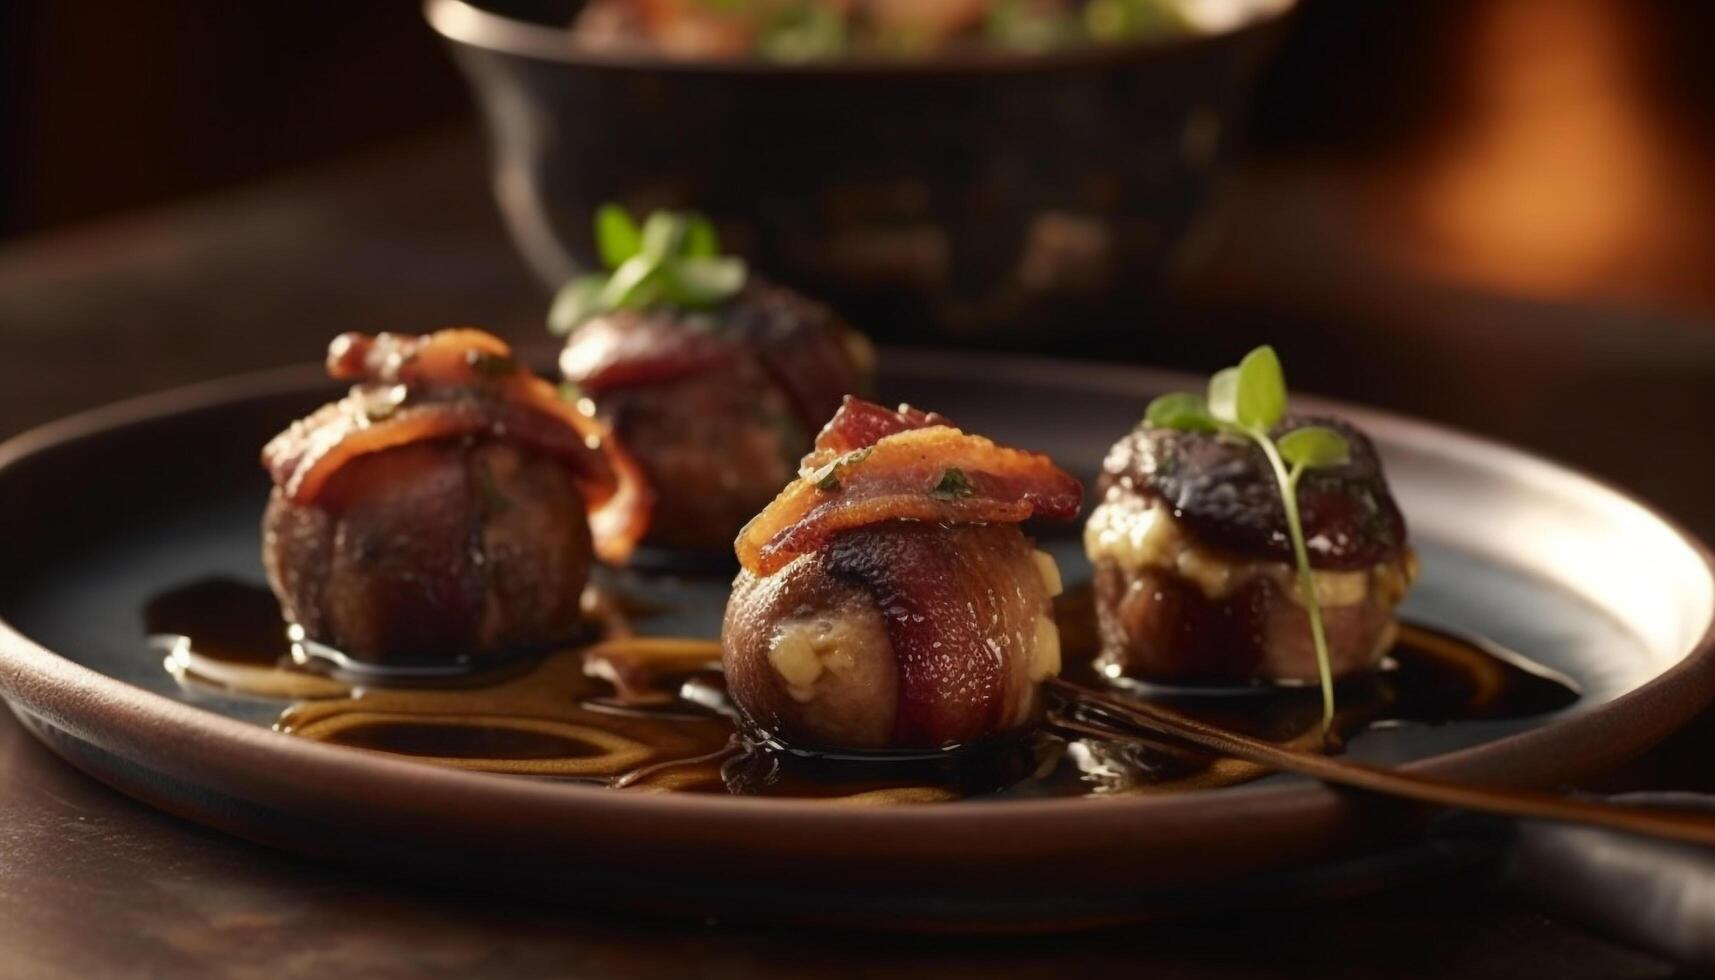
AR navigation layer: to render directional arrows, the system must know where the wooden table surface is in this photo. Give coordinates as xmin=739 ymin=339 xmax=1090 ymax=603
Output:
xmin=0 ymin=128 xmax=1711 ymax=979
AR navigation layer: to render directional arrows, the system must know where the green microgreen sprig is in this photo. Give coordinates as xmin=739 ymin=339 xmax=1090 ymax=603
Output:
xmin=1144 ymin=346 xmax=1352 ymax=732
xmin=548 ymin=204 xmax=747 ymax=335
xmin=809 ymin=447 xmax=873 ymax=493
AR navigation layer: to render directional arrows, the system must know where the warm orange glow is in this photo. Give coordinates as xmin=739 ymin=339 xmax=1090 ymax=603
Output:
xmin=1401 ymin=0 xmax=1709 ymax=305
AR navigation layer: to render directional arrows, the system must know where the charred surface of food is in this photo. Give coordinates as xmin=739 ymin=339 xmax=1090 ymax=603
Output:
xmin=262 ymin=330 xmax=648 ymax=663
xmin=735 ymin=395 xmax=1081 ymax=576
xmin=562 ymin=280 xmax=873 ymax=552
xmin=725 ymin=522 xmax=1061 ymax=751
xmin=1102 ymin=417 xmax=1405 ymax=568
xmin=723 ymin=397 xmax=1080 ymax=752
xmin=1087 ymin=417 xmax=1417 ymax=685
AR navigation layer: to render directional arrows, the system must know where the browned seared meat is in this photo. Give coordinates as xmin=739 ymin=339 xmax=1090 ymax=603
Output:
xmin=262 ymin=329 xmax=648 ymax=663
xmin=1086 ymin=417 xmax=1416 ymax=685
xmin=722 ymin=397 xmax=1081 ymax=752
xmin=562 ymin=279 xmax=872 ymax=552
xmin=265 ymin=441 xmax=594 ymax=661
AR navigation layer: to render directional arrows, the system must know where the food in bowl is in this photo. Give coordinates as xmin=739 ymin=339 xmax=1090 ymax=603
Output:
xmin=574 ymin=0 xmax=1200 ymax=60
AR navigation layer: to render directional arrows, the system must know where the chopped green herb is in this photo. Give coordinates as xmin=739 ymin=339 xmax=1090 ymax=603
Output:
xmin=1143 ymin=345 xmax=1352 ymax=734
xmin=931 ymin=467 xmax=974 ymax=500
xmin=549 ymin=205 xmax=748 ymax=336
xmin=810 ymin=447 xmax=872 ymax=493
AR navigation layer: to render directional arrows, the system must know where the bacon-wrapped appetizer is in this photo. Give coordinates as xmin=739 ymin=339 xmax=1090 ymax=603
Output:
xmin=721 ymin=397 xmax=1082 ymax=752
xmin=262 ymin=329 xmax=648 ymax=663
xmin=1088 ymin=349 xmax=1417 ymax=691
xmin=553 ymin=206 xmax=873 ymax=553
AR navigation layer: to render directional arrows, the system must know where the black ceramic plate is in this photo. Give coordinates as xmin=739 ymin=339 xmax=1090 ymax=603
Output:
xmin=1 ymin=351 xmax=1711 ymax=931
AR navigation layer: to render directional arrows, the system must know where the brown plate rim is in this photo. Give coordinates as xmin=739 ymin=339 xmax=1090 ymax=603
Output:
xmin=0 ymin=349 xmax=1712 ymax=848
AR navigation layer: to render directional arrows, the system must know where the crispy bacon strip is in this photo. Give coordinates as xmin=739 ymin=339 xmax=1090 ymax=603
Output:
xmin=735 ymin=397 xmax=1082 ymax=576
xmin=558 ymin=283 xmax=867 ymax=435
xmin=803 ymin=396 xmax=951 ymax=459
xmin=263 ymin=329 xmax=651 ymax=563
xmin=325 ymin=328 xmax=513 ymax=386
xmin=557 ymin=316 xmax=737 ymax=394
xmin=828 ymin=523 xmax=1048 ymax=746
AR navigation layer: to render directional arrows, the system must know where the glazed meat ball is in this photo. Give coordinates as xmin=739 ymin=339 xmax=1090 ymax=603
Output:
xmin=262 ymin=330 xmax=644 ymax=664
xmin=721 ymin=397 xmax=1082 ymax=752
xmin=725 ymin=521 xmax=1064 ymax=751
xmin=583 ymin=355 xmax=807 ymax=550
xmin=561 ymin=279 xmax=872 ymax=552
xmin=265 ymin=440 xmax=593 ymax=662
xmin=1085 ymin=417 xmax=1416 ymax=685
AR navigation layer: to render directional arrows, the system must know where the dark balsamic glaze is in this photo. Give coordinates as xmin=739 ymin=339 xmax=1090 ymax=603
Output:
xmin=147 ymin=579 xmax=1580 ymax=803
xmin=148 ymin=579 xmax=293 ymax=666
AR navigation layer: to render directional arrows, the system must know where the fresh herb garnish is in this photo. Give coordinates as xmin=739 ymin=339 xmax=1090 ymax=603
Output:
xmin=810 ymin=447 xmax=873 ymax=493
xmin=759 ymin=4 xmax=848 ymax=61
xmin=1144 ymin=346 xmax=1352 ymax=732
xmin=548 ymin=204 xmax=748 ymax=335
xmin=931 ymin=467 xmax=974 ymax=500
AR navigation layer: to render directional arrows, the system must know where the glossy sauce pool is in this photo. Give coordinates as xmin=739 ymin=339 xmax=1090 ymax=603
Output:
xmin=146 ymin=578 xmax=1580 ymax=803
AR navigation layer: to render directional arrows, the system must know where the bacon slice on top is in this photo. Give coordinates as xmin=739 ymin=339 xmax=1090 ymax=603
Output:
xmin=735 ymin=396 xmax=1082 ymax=576
xmin=262 ymin=329 xmax=650 ymax=563
xmin=558 ymin=281 xmax=869 ymax=438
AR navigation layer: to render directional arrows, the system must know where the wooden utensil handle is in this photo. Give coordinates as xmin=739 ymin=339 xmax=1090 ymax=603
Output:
xmin=1050 ymin=678 xmax=1715 ymax=848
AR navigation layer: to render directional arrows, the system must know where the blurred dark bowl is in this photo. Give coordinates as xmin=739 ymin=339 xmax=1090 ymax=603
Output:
xmin=426 ymin=0 xmax=1293 ymax=347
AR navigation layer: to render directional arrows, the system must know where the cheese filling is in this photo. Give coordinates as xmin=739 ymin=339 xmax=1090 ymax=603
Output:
xmin=1031 ymin=548 xmax=1064 ymax=598
xmin=1084 ymin=493 xmax=1414 ymax=607
xmin=767 ymin=616 xmax=864 ymax=703
xmin=767 ymin=550 xmax=1068 ymax=705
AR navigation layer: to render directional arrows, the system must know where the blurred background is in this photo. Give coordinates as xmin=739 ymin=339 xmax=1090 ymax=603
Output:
xmin=3 ymin=0 xmax=1714 ymax=523
xmin=8 ymin=0 xmax=1714 ymax=301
